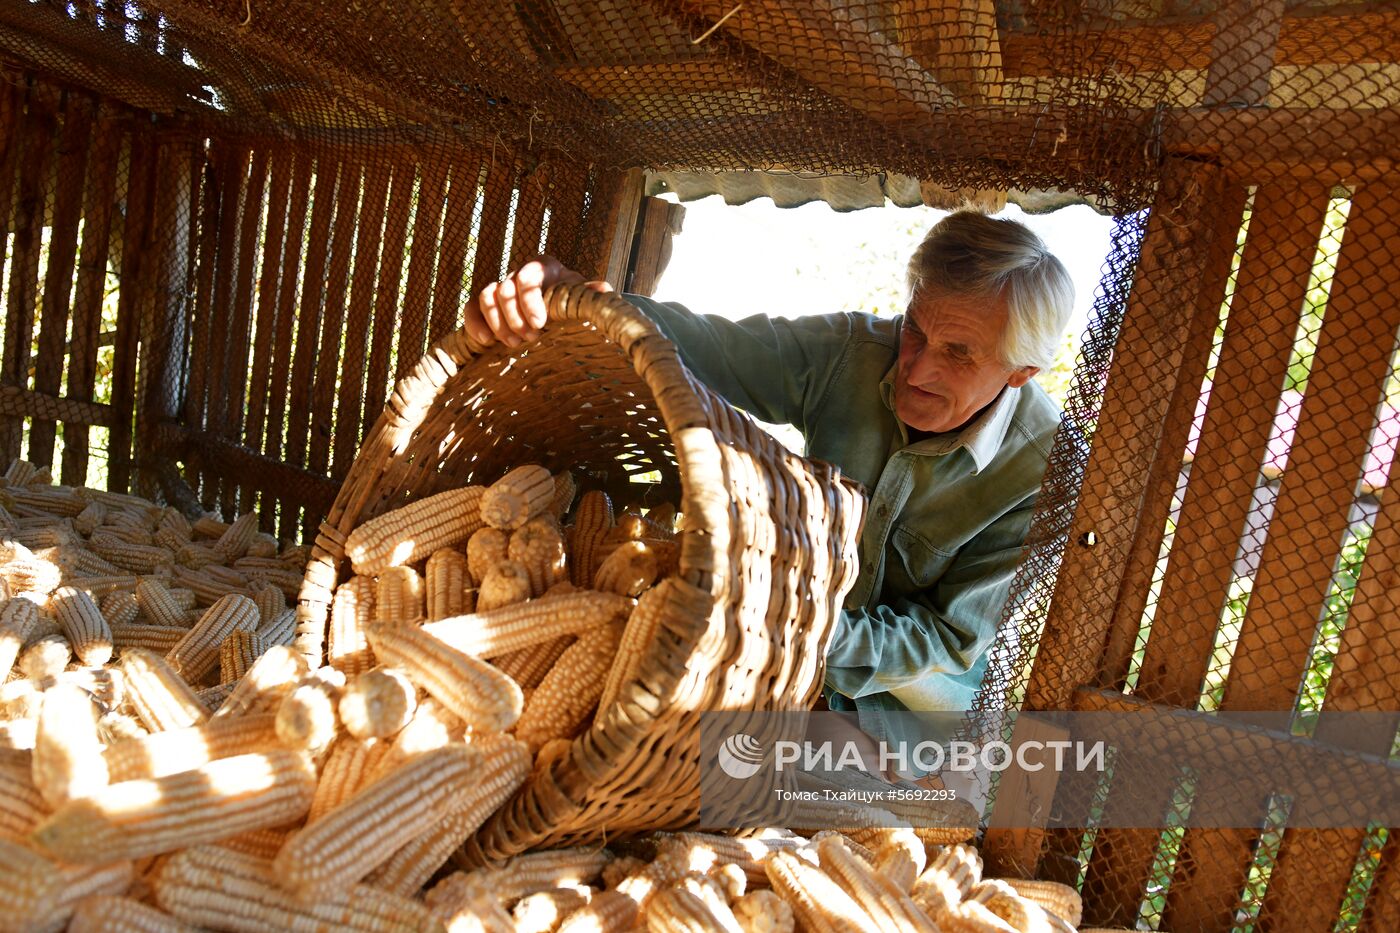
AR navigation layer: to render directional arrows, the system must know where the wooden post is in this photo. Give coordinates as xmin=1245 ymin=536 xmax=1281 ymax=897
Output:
xmin=626 ymin=196 xmax=687 ymax=297
xmin=108 ymin=131 xmax=156 ymax=494
xmin=362 ymin=158 xmax=413 ymax=445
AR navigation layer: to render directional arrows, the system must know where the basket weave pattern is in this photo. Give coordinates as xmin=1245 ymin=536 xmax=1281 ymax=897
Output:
xmin=297 ymin=285 xmax=866 ymax=860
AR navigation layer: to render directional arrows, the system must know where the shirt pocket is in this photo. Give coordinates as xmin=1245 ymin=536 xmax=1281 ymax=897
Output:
xmin=889 ymin=524 xmax=954 ymax=594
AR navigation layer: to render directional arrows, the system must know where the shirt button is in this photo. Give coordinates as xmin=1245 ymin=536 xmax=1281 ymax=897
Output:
xmin=876 ymin=504 xmax=890 ymax=518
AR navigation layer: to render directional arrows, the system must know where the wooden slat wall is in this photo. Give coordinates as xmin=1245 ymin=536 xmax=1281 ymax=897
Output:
xmin=0 ymin=70 xmax=610 ymax=544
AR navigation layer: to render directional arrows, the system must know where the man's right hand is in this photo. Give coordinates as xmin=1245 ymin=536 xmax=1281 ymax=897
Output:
xmin=463 ymin=256 xmax=612 ymax=348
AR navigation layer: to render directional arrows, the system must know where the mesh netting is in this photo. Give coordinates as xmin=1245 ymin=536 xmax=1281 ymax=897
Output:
xmin=2 ymin=0 xmax=1400 ymax=928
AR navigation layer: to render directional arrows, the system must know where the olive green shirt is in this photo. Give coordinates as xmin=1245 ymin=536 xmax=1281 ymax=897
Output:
xmin=625 ymin=296 xmax=1060 ymax=740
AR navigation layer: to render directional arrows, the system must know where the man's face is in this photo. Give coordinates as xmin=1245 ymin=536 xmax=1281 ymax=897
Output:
xmin=893 ymin=289 xmax=1038 ymax=435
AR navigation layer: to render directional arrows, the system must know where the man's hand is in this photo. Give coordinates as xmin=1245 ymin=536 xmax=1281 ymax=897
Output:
xmin=463 ymin=256 xmax=612 ymax=348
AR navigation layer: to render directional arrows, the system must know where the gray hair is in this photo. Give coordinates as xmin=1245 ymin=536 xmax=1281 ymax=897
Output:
xmin=906 ymin=211 xmax=1075 ymax=371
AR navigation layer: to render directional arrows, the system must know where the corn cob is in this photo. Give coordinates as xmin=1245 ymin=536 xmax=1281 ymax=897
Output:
xmin=368 ymin=623 xmax=522 ymax=731
xmin=515 ymin=622 xmax=622 ymax=752
xmin=911 ymin=843 xmax=983 ymax=921
xmin=96 ymin=711 xmax=147 ymax=744
xmin=218 ymin=825 xmax=294 ymax=860
xmin=88 ymin=532 xmax=174 ymax=575
xmin=220 ymin=629 xmax=266 ymax=683
xmin=422 ymin=590 xmax=632 ymax=658
xmin=50 ymin=585 xmax=113 ymax=666
xmin=373 ymin=697 xmax=464 ymax=775
xmin=136 ymin=576 xmax=189 ymax=628
xmin=192 ymin=514 xmax=229 ymax=539
xmin=174 ymin=541 xmax=220 ymax=570
xmin=326 ymin=575 xmax=377 ymax=676
xmin=813 ymin=833 xmax=937 ymax=931
xmin=550 ymin=470 xmax=578 ymax=520
xmin=0 ymin=596 xmax=38 ymax=679
xmin=424 ymin=873 xmax=514 ymax=930
xmin=120 ymin=648 xmax=209 ymax=731
xmin=346 ymin=486 xmax=488 ymax=574
xmin=1001 ymin=878 xmax=1082 ymax=928
xmin=100 ymin=589 xmax=141 ymax=627
xmin=196 ymin=680 xmax=236 ymax=712
xmin=375 ymin=565 xmax=425 ymax=625
xmin=257 ymin=607 xmax=298 ymax=648
xmin=31 ymin=683 xmax=108 ymax=808
xmin=169 ymin=564 xmax=250 ymax=606
xmin=426 ymin=547 xmax=472 ymax=620
xmin=103 ymin=712 xmax=280 ymax=782
xmin=515 ymin=886 xmax=592 ymax=933
xmin=34 ymin=748 xmax=316 ymax=863
xmin=18 ymin=606 xmax=60 ymax=645
xmin=509 ymin=517 xmax=569 ymax=597
xmin=275 ymin=669 xmax=346 ymax=752
xmin=252 ymin=580 xmax=286 ymax=626
xmin=274 ymin=743 xmax=481 ymax=899
xmin=466 ymin=526 xmax=510 ymax=587
xmin=481 ymin=465 xmax=554 ymax=531
xmin=648 ymin=883 xmax=743 ymax=932
xmin=646 ymin=502 xmax=678 ymax=533
xmin=166 ymin=593 xmax=260 ymax=682
xmin=557 ymin=890 xmax=639 ymax=933
xmin=867 ymin=829 xmax=927 ymax=893
xmin=567 ymin=491 xmax=614 ymax=587
xmin=281 ymin=542 xmax=312 ymax=565
xmin=19 ymin=634 xmax=71 ymax=680
xmin=154 ymin=844 xmax=444 ymax=932
xmin=339 ymin=667 xmax=417 ymax=740
xmin=68 ymin=894 xmax=198 ymax=933
xmin=3 ymin=552 xmax=62 ymax=596
xmin=108 ymin=621 xmax=186 ymax=655
xmin=475 ymin=559 xmax=532 ymax=612
xmin=762 ymin=847 xmax=873 ymax=932
xmin=152 ymin=528 xmax=187 ymax=554
xmin=307 ymin=736 xmax=390 ymax=823
xmin=732 ymin=889 xmax=795 ymax=933
xmin=7 ymin=486 xmax=86 ymax=518
xmin=10 ymin=522 xmax=76 ymax=550
xmin=592 ymin=540 xmax=659 ymax=598
xmin=491 ymin=634 xmax=575 ymax=692
xmin=0 ymin=678 xmax=41 ymax=720
xmin=365 ymin=733 xmax=531 ymax=896
xmin=0 ymin=839 xmax=133 ymax=933
xmin=657 ymin=833 xmax=804 ymax=887
xmin=967 ymin=879 xmax=1073 ymax=933
xmin=599 ymin=584 xmax=669 ymax=710
xmin=213 ymin=645 xmax=310 ymax=720
xmin=213 ymin=512 xmax=259 ymax=561
xmin=157 ymin=505 xmax=192 ymax=538
xmin=0 ymin=759 xmax=47 ymax=838
xmin=237 ymin=559 xmax=304 ymax=601
xmin=55 ymin=545 xmax=125 ymax=579
xmin=95 ymin=521 xmax=155 ymax=546
xmin=3 ymin=459 xmax=39 ymax=484
xmin=246 ymin=531 xmax=280 ymax=558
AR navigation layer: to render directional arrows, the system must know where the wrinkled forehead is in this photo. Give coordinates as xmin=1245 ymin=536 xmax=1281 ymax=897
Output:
xmin=905 ymin=288 xmax=1010 ymax=342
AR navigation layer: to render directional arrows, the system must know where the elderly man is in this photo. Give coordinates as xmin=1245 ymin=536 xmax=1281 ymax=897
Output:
xmin=465 ymin=211 xmax=1074 ymax=761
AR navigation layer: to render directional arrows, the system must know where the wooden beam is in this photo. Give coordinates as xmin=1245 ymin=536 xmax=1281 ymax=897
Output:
xmin=1167 ymin=106 xmax=1400 ymax=178
xmin=675 ymin=0 xmax=954 ymax=122
xmin=1204 ymin=0 xmax=1286 ymax=106
xmin=997 ymin=5 xmax=1400 ymax=77
xmin=0 ymin=387 xmax=114 ymax=428
xmin=155 ymin=423 xmax=339 ymax=516
xmin=893 ymin=0 xmax=1004 ymax=103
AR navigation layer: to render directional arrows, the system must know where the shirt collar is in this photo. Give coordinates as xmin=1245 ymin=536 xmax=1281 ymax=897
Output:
xmin=879 ymin=364 xmax=1021 ymax=473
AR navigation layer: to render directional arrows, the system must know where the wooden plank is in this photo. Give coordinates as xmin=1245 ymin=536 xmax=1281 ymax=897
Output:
xmin=29 ymin=91 xmax=94 ymax=470
xmin=0 ymin=82 xmax=58 ymax=464
xmin=894 ymin=0 xmax=1004 ymax=103
xmin=1080 ymin=182 xmax=1320 ymax=928
xmin=981 ymin=159 xmax=1229 ymax=880
xmin=361 ymin=159 xmax=414 ymax=443
xmin=181 ymin=154 xmax=219 ymax=434
xmin=1204 ymin=0 xmax=1286 ymax=106
xmin=396 ymin=156 xmax=448 ymax=380
xmin=1257 ymin=421 xmax=1400 ymax=928
xmin=1363 ymin=834 xmax=1400 ymax=930
xmin=0 ymin=76 xmax=23 ymax=293
xmin=980 ymin=715 xmax=1071 ymax=878
xmin=306 ymin=161 xmax=361 ymax=481
xmin=61 ymin=107 xmax=122 ymax=486
xmin=469 ymin=156 xmax=517 ymax=300
xmin=281 ymin=155 xmax=337 ymax=539
xmin=601 ymin=168 xmax=646 ymax=289
xmin=428 ymin=158 xmax=480 ymax=346
xmin=1165 ymin=179 xmax=1400 ymax=932
xmin=676 ymin=0 xmax=952 ymax=120
xmin=625 ymin=197 xmax=687 ymax=297
xmin=0 ymin=388 xmax=112 ymax=427
xmin=508 ymin=163 xmax=548 ymax=274
xmin=242 ymin=147 xmax=292 ymax=466
xmin=156 ymin=425 xmax=338 ymax=517
xmin=1100 ymin=182 xmax=1248 ymax=688
xmin=261 ymin=149 xmax=313 ymax=468
xmin=203 ymin=142 xmax=248 ymax=441
xmin=107 ymin=132 xmax=155 ymax=494
xmin=1167 ymin=107 xmax=1400 ymax=179
xmin=136 ymin=140 xmax=195 ymax=499
xmin=222 ymin=147 xmax=268 ymax=511
xmin=332 ymin=159 xmax=391 ymax=481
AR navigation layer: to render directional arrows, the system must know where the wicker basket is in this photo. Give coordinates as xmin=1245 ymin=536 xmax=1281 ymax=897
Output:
xmin=297 ymin=284 xmax=866 ymax=861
